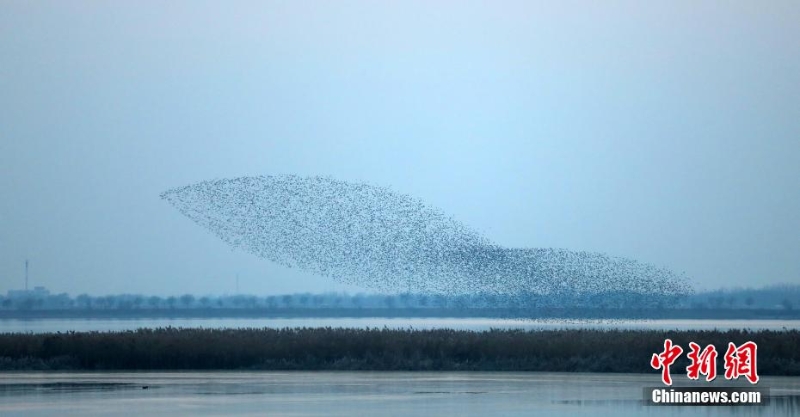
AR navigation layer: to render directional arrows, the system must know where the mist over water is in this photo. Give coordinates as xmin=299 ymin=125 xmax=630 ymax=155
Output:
xmin=161 ymin=175 xmax=691 ymax=306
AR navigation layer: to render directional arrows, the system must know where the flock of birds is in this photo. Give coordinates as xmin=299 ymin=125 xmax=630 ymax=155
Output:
xmin=161 ymin=175 xmax=691 ymax=308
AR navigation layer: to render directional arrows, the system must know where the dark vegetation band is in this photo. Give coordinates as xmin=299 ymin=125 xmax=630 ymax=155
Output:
xmin=2 ymin=328 xmax=798 ymax=373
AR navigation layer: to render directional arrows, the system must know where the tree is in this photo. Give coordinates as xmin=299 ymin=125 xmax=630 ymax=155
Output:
xmin=102 ymin=295 xmax=117 ymax=309
xmin=281 ymin=294 xmax=293 ymax=307
xmin=147 ymin=296 xmax=161 ymax=309
xmin=298 ymin=293 xmax=310 ymax=307
xmin=76 ymin=294 xmax=92 ymax=309
xmin=709 ymin=296 xmax=724 ymax=309
xmin=180 ymin=294 xmax=195 ymax=308
xmin=352 ymin=294 xmax=364 ymax=308
xmin=399 ymin=293 xmax=412 ymax=308
xmin=418 ymin=295 xmax=428 ymax=307
xmin=312 ymin=294 xmax=325 ymax=308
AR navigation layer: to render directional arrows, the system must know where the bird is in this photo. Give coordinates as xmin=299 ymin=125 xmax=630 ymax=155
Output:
xmin=161 ymin=175 xmax=691 ymax=312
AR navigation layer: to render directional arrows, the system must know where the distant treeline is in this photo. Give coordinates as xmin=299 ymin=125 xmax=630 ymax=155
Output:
xmin=1 ymin=292 xmax=472 ymax=311
xmin=1 ymin=328 xmax=798 ymax=374
xmin=686 ymin=284 xmax=800 ymax=310
xmin=1 ymin=284 xmax=799 ymax=313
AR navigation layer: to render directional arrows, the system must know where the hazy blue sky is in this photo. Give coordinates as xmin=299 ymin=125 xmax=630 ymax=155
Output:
xmin=1 ymin=1 xmax=798 ymax=295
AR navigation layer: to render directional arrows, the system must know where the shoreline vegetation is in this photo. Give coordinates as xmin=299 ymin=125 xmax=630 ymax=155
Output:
xmin=1 ymin=328 xmax=798 ymax=373
xmin=2 ymin=307 xmax=800 ymax=320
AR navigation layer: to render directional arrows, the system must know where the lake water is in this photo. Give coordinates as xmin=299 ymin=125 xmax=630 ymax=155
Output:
xmin=0 ymin=372 xmax=798 ymax=416
xmin=1 ymin=317 xmax=799 ymax=333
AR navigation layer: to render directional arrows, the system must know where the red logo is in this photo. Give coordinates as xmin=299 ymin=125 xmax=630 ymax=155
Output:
xmin=724 ymin=341 xmax=759 ymax=384
xmin=686 ymin=342 xmax=718 ymax=381
xmin=651 ymin=339 xmax=683 ymax=386
xmin=652 ymin=340 xmax=758 ymax=385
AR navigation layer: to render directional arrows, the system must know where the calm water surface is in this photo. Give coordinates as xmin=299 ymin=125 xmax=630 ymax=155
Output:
xmin=0 ymin=372 xmax=798 ymax=416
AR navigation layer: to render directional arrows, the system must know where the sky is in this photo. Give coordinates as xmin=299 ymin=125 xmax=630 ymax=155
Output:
xmin=1 ymin=1 xmax=798 ymax=296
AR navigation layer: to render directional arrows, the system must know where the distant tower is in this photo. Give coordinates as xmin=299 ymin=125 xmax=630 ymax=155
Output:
xmin=25 ymin=259 xmax=29 ymax=291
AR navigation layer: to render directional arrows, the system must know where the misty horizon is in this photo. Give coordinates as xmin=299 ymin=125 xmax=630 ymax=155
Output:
xmin=2 ymin=2 xmax=798 ymax=296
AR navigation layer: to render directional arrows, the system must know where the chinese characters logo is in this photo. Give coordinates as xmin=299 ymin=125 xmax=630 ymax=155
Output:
xmin=651 ymin=339 xmax=758 ymax=385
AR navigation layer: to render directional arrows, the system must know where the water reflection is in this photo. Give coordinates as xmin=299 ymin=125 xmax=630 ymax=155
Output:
xmin=0 ymin=372 xmax=798 ymax=416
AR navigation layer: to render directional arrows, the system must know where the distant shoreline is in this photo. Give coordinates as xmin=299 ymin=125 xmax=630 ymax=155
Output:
xmin=2 ymin=307 xmax=800 ymax=320
xmin=1 ymin=328 xmax=798 ymax=374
